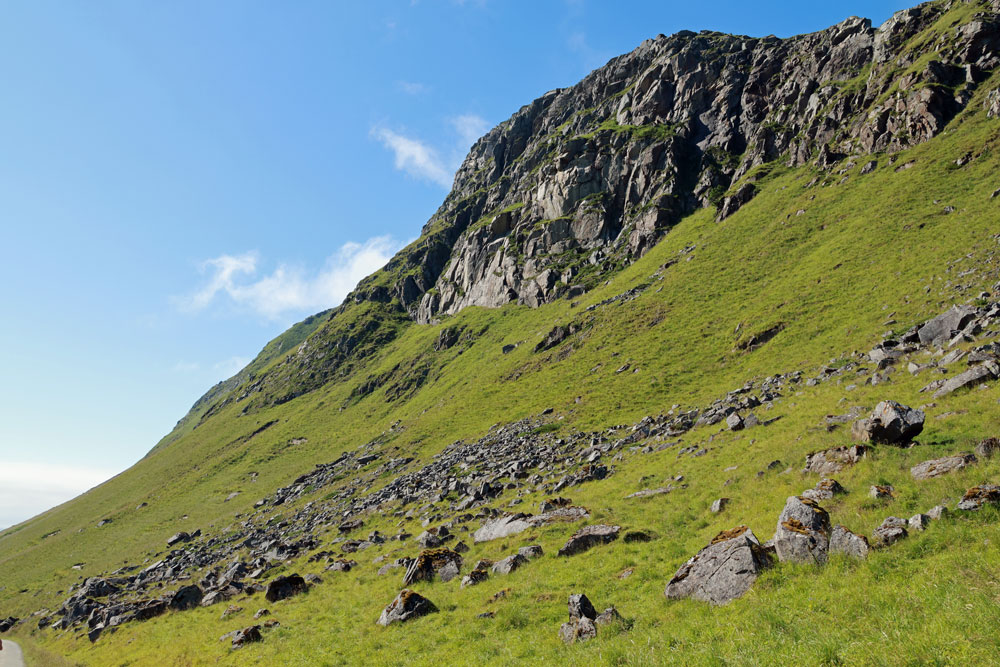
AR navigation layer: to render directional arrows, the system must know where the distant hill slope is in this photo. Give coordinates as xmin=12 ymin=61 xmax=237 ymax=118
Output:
xmin=4 ymin=1 xmax=1000 ymax=664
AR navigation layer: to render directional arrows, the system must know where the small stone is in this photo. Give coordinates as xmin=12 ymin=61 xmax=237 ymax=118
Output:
xmin=710 ymin=498 xmax=730 ymax=513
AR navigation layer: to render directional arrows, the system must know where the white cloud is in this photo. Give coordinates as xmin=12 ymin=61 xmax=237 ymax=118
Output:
xmin=373 ymin=114 xmax=489 ymax=189
xmin=0 ymin=461 xmax=117 ymax=530
xmin=178 ymin=236 xmax=404 ymax=320
xmin=450 ymin=114 xmax=489 ymax=148
xmin=397 ymin=80 xmax=429 ymax=95
xmin=372 ymin=127 xmax=454 ymax=188
xmin=214 ymin=356 xmax=251 ymax=378
xmin=171 ymin=361 xmax=200 ymax=373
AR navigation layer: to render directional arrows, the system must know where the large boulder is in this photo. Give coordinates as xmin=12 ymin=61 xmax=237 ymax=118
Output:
xmin=403 ymin=549 xmax=463 ymax=586
xmin=933 ymin=362 xmax=999 ymax=398
xmin=264 ymin=574 xmax=308 ymax=603
xmin=664 ymin=526 xmax=771 ymax=605
xmin=376 ymin=590 xmax=437 ymax=626
xmin=852 ymin=401 xmax=924 ymax=445
xmin=910 ymin=452 xmax=977 ymax=480
xmin=772 ymin=496 xmax=831 ymax=564
xmin=917 ymin=305 xmax=977 ymax=345
xmin=557 ymin=525 xmax=620 ymax=556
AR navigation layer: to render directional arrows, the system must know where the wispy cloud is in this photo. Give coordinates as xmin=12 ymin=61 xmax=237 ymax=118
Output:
xmin=450 ymin=114 xmax=489 ymax=147
xmin=214 ymin=356 xmax=251 ymax=378
xmin=397 ymin=80 xmax=429 ymax=95
xmin=373 ymin=113 xmax=489 ymax=189
xmin=372 ymin=128 xmax=454 ymax=188
xmin=567 ymin=30 xmax=610 ymax=70
xmin=0 ymin=461 xmax=117 ymax=529
xmin=177 ymin=236 xmax=404 ymax=320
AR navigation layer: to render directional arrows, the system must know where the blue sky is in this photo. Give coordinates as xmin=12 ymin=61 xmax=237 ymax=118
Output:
xmin=0 ymin=0 xmax=912 ymax=528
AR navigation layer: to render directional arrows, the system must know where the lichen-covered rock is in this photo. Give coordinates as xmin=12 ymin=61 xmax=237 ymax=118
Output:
xmin=230 ymin=625 xmax=262 ymax=649
xmin=869 ymin=485 xmax=895 ymax=500
xmin=910 ymin=452 xmax=977 ymax=480
xmin=957 ymin=484 xmax=1000 ymax=511
xmin=664 ymin=526 xmax=771 ymax=605
xmin=376 ymin=590 xmax=437 ymax=626
xmin=772 ymin=496 xmax=831 ymax=564
xmin=801 ymin=478 xmax=846 ymax=502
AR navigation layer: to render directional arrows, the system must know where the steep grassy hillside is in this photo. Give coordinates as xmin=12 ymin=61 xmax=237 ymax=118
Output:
xmin=4 ymin=2 xmax=1000 ymax=665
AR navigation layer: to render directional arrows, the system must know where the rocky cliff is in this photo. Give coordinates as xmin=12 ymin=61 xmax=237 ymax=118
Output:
xmin=178 ymin=0 xmax=1000 ymax=418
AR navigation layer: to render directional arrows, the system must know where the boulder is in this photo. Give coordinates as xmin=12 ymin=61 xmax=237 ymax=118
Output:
xmin=492 ymin=553 xmax=529 ymax=575
xmin=927 ymin=505 xmax=948 ymax=520
xmin=166 ymin=532 xmax=192 ymax=547
xmin=460 ymin=569 xmax=489 ymax=588
xmin=933 ymin=362 xmax=999 ymax=398
xmin=725 ymin=413 xmax=745 ymax=431
xmin=917 ymin=305 xmax=977 ymax=345
xmin=908 ymin=513 xmax=931 ymax=532
xmin=829 ymin=525 xmax=870 ymax=559
xmin=403 ymin=549 xmax=463 ymax=586
xmin=230 ymin=625 xmax=262 ymax=649
xmin=772 ymin=496 xmax=831 ymax=564
xmin=415 ymin=531 xmax=444 ymax=549
xmin=559 ymin=616 xmax=597 ymax=644
xmin=873 ymin=517 xmax=908 ymax=546
xmin=710 ymin=498 xmax=730 ymax=513
xmin=910 ymin=452 xmax=977 ymax=480
xmin=869 ymin=485 xmax=894 ymax=500
xmin=803 ymin=445 xmax=868 ymax=475
xmin=568 ymin=593 xmax=597 ymax=621
xmin=376 ymin=590 xmax=437 ymax=626
xmin=975 ymin=437 xmax=1000 ymax=459
xmin=801 ymin=478 xmax=846 ymax=502
xmin=167 ymin=585 xmax=203 ymax=611
xmin=472 ymin=514 xmax=532 ymax=543
xmin=852 ymin=401 xmax=924 ymax=445
xmin=557 ymin=525 xmax=621 ymax=556
xmin=664 ymin=526 xmax=771 ymax=605
xmin=264 ymin=574 xmax=308 ymax=603
xmin=518 ymin=545 xmax=544 ymax=559
xmin=957 ymin=484 xmax=1000 ymax=510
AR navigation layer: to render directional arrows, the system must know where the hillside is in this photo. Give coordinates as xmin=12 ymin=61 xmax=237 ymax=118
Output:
xmin=4 ymin=1 xmax=1000 ymax=664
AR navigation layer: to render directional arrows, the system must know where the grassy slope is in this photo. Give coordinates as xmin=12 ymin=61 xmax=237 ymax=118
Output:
xmin=5 ymin=65 xmax=1000 ymax=667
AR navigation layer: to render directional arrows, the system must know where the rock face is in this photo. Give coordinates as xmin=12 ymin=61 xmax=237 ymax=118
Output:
xmin=376 ymin=590 xmax=437 ymax=626
xmin=772 ymin=496 xmax=831 ymax=564
xmin=910 ymin=453 xmax=977 ymax=480
xmin=664 ymin=526 xmax=771 ymax=605
xmin=852 ymin=401 xmax=924 ymax=444
xmin=557 ymin=525 xmax=621 ymax=556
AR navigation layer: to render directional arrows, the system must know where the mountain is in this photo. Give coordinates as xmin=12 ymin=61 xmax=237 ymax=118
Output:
xmin=4 ymin=1 xmax=1000 ymax=663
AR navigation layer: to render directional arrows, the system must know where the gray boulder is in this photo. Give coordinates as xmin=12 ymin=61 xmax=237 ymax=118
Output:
xmin=376 ymin=590 xmax=437 ymax=626
xmin=167 ymin=585 xmax=203 ymax=611
xmin=403 ymin=549 xmax=463 ymax=586
xmin=710 ymin=498 xmax=730 ymax=513
xmin=772 ymin=496 xmax=831 ymax=564
xmin=664 ymin=526 xmax=771 ymax=605
xmin=803 ymin=445 xmax=868 ymax=475
xmin=518 ymin=545 xmax=544 ymax=560
xmin=852 ymin=401 xmax=924 ymax=445
xmin=910 ymin=452 xmax=977 ymax=480
xmin=933 ymin=362 xmax=999 ymax=398
xmin=492 ymin=553 xmax=529 ymax=575
xmin=264 ymin=574 xmax=308 ymax=603
xmin=917 ymin=305 xmax=976 ymax=345
xmin=829 ymin=525 xmax=870 ymax=559
xmin=908 ymin=513 xmax=931 ymax=532
xmin=873 ymin=517 xmax=908 ymax=546
xmin=557 ymin=525 xmax=620 ymax=556
xmin=975 ymin=437 xmax=1000 ymax=459
xmin=801 ymin=478 xmax=846 ymax=502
